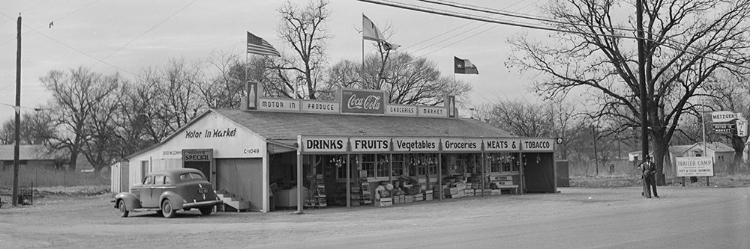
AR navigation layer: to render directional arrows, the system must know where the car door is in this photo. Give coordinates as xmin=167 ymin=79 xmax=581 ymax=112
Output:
xmin=140 ymin=175 xmax=155 ymax=208
xmin=151 ymin=175 xmax=166 ymax=206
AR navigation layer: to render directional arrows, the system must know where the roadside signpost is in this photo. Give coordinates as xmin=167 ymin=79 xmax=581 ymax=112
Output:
xmin=676 ymin=157 xmax=714 ymax=187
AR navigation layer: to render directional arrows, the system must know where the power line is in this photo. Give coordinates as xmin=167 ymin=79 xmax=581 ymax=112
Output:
xmin=405 ymin=0 xmax=538 ymax=55
xmin=92 ymin=0 xmax=199 ymax=69
xmin=358 ymin=0 xmax=750 ymax=71
xmin=420 ymin=0 xmax=642 ymax=34
xmin=404 ymin=0 xmax=526 ymax=52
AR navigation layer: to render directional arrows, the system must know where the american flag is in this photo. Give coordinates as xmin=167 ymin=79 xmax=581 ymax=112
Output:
xmin=247 ymin=32 xmax=280 ymax=57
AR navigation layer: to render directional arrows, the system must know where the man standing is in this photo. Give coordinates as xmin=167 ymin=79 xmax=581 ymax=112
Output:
xmin=639 ymin=155 xmax=658 ymax=198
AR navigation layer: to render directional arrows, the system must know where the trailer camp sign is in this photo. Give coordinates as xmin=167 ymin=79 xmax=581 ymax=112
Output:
xmin=675 ymin=157 xmax=714 ymax=177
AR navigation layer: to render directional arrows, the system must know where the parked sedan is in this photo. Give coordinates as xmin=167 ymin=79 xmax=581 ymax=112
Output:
xmin=114 ymin=168 xmax=222 ymax=218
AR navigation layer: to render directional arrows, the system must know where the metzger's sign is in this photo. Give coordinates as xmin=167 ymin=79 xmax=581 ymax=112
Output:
xmin=341 ymin=89 xmax=385 ymax=114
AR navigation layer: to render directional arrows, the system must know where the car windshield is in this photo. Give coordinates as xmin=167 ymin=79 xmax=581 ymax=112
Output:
xmin=179 ymin=172 xmax=204 ymax=181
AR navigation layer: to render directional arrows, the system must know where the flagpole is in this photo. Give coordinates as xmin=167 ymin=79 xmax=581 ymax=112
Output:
xmin=361 ymin=30 xmax=365 ymax=81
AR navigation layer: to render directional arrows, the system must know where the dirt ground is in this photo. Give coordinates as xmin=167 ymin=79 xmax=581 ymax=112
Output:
xmin=2 ymin=183 xmax=749 ymax=249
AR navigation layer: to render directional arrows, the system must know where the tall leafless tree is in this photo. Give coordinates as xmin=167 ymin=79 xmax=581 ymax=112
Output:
xmin=40 ymin=67 xmax=120 ymax=171
xmin=273 ymin=0 xmax=330 ymax=99
xmin=325 ymin=53 xmax=472 ymax=106
xmin=507 ymin=0 xmax=750 ymax=184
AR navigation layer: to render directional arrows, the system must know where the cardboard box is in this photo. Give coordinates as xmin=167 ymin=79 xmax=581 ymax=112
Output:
xmin=483 ymin=189 xmax=492 ymax=196
xmin=414 ymin=195 xmax=423 ymax=201
xmin=425 ymin=195 xmax=433 ymax=201
xmin=405 ymin=195 xmax=414 ymax=203
xmin=378 ymin=197 xmax=392 ymax=207
xmin=491 ymin=190 xmax=501 ymax=196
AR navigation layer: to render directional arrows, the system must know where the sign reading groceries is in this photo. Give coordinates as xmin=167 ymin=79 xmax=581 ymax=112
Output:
xmin=341 ymin=89 xmax=385 ymax=115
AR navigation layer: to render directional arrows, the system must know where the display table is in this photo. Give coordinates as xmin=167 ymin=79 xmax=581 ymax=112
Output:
xmin=275 ymin=187 xmax=309 ymax=208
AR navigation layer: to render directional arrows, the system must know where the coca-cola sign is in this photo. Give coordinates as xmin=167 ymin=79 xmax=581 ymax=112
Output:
xmin=340 ymin=89 xmax=385 ymax=114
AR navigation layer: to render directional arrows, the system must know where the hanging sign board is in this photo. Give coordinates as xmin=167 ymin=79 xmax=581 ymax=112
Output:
xmin=441 ymin=138 xmax=482 ymax=152
xmin=301 ymin=136 xmax=348 ymax=153
xmin=258 ymin=98 xmax=300 ymax=112
xmin=392 ymin=137 xmax=440 ymax=152
xmin=417 ymin=106 xmax=448 ymax=118
xmin=340 ymin=89 xmax=385 ymax=115
xmin=520 ymin=138 xmax=555 ymax=152
xmin=484 ymin=138 xmax=521 ymax=152
xmin=711 ymin=111 xmax=737 ymax=122
xmin=713 ymin=122 xmax=736 ymax=134
xmin=182 ymin=149 xmax=213 ymax=162
xmin=301 ymin=100 xmax=339 ymax=114
xmin=737 ymin=119 xmax=747 ymax=137
xmin=350 ymin=137 xmax=391 ymax=153
xmin=675 ymin=157 xmax=714 ymax=177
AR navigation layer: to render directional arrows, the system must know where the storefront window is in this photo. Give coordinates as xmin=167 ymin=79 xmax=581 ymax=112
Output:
xmin=486 ymin=153 xmax=518 ymax=173
xmin=362 ymin=154 xmax=375 ymax=178
xmin=376 ymin=154 xmax=389 ymax=177
xmin=392 ymin=154 xmax=404 ymax=176
xmin=333 ymin=156 xmax=348 ymax=179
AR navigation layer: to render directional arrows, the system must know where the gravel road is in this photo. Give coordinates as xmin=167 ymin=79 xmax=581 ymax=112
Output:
xmin=1 ymin=186 xmax=748 ymax=248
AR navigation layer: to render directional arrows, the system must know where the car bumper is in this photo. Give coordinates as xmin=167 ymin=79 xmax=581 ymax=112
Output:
xmin=182 ymin=199 xmax=223 ymax=209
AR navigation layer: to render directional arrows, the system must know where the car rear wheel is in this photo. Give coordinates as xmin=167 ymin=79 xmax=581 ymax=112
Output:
xmin=118 ymin=200 xmax=129 ymax=218
xmin=200 ymin=207 xmax=212 ymax=216
xmin=161 ymin=199 xmax=176 ymax=218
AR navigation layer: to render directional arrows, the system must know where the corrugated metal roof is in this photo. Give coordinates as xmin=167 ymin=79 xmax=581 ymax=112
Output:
xmin=0 ymin=144 xmax=60 ymax=161
xmin=213 ymin=109 xmax=512 ymax=139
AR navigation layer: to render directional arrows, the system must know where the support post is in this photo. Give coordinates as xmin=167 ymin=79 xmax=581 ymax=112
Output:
xmin=12 ymin=14 xmax=22 ymax=207
xmin=295 ymin=135 xmax=304 ymax=214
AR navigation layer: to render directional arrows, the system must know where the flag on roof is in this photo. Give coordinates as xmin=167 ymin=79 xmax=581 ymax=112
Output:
xmin=247 ymin=32 xmax=281 ymax=57
xmin=362 ymin=14 xmax=385 ymax=42
xmin=454 ymin=56 xmax=479 ymax=74
xmin=363 ymin=14 xmax=400 ymax=51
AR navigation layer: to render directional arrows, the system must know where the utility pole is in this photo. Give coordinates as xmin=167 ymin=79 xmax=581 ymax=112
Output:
xmin=12 ymin=14 xmax=22 ymax=206
xmin=636 ymin=0 xmax=649 ymax=167
xmin=592 ymin=125 xmax=598 ymax=176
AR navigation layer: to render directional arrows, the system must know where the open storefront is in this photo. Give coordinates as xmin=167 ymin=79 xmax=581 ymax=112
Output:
xmin=121 ymin=87 xmax=556 ymax=213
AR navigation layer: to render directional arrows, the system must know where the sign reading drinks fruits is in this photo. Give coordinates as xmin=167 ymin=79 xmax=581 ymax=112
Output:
xmin=340 ymin=89 xmax=385 ymax=115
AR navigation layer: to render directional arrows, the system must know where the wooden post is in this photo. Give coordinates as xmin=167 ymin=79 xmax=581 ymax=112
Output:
xmin=346 ymin=153 xmax=350 ymax=208
xmin=295 ymin=135 xmax=304 ymax=214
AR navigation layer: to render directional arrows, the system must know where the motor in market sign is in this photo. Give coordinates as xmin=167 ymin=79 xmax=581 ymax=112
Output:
xmin=675 ymin=157 xmax=714 ymax=177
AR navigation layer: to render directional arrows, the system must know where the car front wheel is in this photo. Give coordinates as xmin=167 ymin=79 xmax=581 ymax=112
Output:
xmin=200 ymin=207 xmax=212 ymax=216
xmin=118 ymin=200 xmax=129 ymax=217
xmin=161 ymin=199 xmax=176 ymax=218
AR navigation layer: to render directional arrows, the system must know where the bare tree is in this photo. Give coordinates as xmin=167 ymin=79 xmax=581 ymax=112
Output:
xmin=153 ymin=58 xmax=207 ymax=133
xmin=507 ymin=0 xmax=750 ymax=183
xmin=0 ymin=111 xmax=54 ymax=145
xmin=40 ymin=67 xmax=120 ymax=171
xmin=325 ymin=53 xmax=472 ymax=105
xmin=273 ymin=0 xmax=330 ymax=99
xmin=81 ymin=81 xmax=125 ymax=174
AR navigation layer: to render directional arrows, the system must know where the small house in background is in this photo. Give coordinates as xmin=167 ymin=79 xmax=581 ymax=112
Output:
xmin=628 ymin=151 xmax=651 ymax=164
xmin=668 ymin=142 xmax=735 ymax=172
xmin=0 ymin=144 xmax=93 ymax=172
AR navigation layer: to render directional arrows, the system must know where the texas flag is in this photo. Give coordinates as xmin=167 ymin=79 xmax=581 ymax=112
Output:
xmin=454 ymin=56 xmax=479 ymax=74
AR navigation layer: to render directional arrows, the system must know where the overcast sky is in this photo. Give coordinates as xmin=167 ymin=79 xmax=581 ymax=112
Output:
xmin=0 ymin=0 xmax=549 ymax=120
